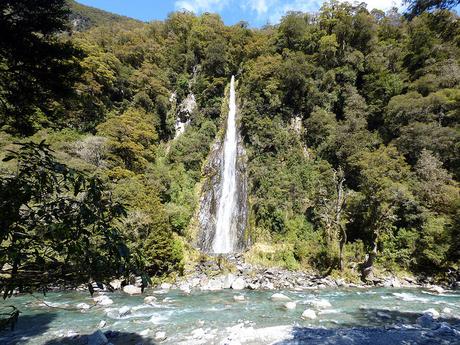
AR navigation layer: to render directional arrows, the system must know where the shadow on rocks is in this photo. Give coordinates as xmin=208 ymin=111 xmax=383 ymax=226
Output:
xmin=42 ymin=330 xmax=158 ymax=345
xmin=0 ymin=312 xmax=57 ymax=345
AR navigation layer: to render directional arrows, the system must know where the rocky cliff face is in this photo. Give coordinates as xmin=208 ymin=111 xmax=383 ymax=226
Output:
xmin=197 ymin=103 xmax=248 ymax=253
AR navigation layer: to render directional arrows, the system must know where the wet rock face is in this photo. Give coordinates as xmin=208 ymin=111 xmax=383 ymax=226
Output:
xmin=197 ymin=106 xmax=248 ymax=253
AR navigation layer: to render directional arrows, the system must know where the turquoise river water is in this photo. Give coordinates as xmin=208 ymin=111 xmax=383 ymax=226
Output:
xmin=1 ymin=287 xmax=459 ymax=344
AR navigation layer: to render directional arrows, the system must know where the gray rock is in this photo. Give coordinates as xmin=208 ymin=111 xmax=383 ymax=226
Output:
xmin=88 ymin=330 xmax=108 ymax=345
xmin=231 ymin=277 xmax=246 ymax=290
xmin=283 ymin=301 xmax=297 ymax=310
xmin=123 ymin=285 xmax=142 ymax=295
xmin=270 ymin=293 xmax=291 ymax=302
xmin=118 ymin=306 xmax=131 ymax=317
xmin=416 ymin=314 xmax=436 ymax=329
xmin=109 ymin=279 xmax=122 ymax=290
xmin=154 ymin=331 xmax=167 ymax=341
xmin=144 ymin=296 xmax=157 ymax=305
xmin=301 ymin=309 xmax=317 ymax=320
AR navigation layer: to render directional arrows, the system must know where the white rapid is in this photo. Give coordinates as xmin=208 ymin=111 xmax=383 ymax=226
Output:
xmin=212 ymin=76 xmax=238 ymax=253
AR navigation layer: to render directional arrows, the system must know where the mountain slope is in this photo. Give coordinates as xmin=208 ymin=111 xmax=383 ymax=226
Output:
xmin=68 ymin=0 xmax=141 ymax=31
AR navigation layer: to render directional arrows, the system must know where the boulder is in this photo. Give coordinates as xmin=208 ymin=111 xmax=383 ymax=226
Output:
xmin=93 ymin=295 xmax=113 ymax=306
xmin=223 ymin=274 xmax=236 ymax=289
xmin=204 ymin=278 xmax=223 ymax=291
xmin=270 ymin=293 xmax=291 ymax=302
xmin=88 ymin=330 xmax=108 ymax=345
xmin=231 ymin=277 xmax=246 ymax=290
xmin=283 ymin=302 xmax=297 ymax=310
xmin=416 ymin=313 xmax=436 ymax=329
xmin=154 ymin=331 xmax=167 ymax=341
xmin=118 ymin=306 xmax=131 ymax=317
xmin=109 ymin=279 xmax=122 ymax=290
xmin=423 ymin=308 xmax=440 ymax=319
xmin=301 ymin=309 xmax=317 ymax=320
xmin=428 ymin=286 xmax=445 ymax=294
xmin=144 ymin=296 xmax=157 ymax=305
xmin=123 ymin=285 xmax=142 ymax=295
xmin=233 ymin=295 xmax=245 ymax=302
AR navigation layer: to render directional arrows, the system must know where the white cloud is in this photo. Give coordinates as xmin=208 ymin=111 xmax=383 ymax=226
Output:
xmin=175 ymin=0 xmax=230 ymax=13
xmin=251 ymin=0 xmax=269 ymax=15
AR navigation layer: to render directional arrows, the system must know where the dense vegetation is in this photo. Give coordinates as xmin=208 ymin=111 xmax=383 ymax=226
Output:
xmin=1 ymin=0 xmax=459 ymax=290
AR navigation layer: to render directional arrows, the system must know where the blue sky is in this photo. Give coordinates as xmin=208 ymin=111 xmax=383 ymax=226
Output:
xmin=76 ymin=0 xmax=456 ymax=27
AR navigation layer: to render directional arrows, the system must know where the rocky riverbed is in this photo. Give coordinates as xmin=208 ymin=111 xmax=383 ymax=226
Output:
xmin=1 ymin=286 xmax=460 ymax=344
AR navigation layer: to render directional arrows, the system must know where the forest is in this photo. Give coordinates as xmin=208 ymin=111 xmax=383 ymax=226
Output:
xmin=0 ymin=0 xmax=459 ymax=295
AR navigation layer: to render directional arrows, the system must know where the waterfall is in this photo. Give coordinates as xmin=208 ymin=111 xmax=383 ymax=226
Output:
xmin=212 ymin=76 xmax=238 ymax=253
xmin=197 ymin=75 xmax=248 ymax=254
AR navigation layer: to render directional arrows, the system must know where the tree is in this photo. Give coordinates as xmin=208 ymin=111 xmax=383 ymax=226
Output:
xmin=0 ymin=0 xmax=82 ymax=135
xmin=316 ymin=167 xmax=349 ymax=271
xmin=0 ymin=141 xmax=138 ymax=297
xmin=349 ymin=145 xmax=413 ymax=280
xmin=405 ymin=0 xmax=460 ymax=19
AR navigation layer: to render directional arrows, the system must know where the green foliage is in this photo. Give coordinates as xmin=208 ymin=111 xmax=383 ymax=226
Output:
xmin=0 ymin=142 xmax=136 ymax=296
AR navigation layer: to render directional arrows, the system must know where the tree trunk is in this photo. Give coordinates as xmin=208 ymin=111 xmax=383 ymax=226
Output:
xmin=361 ymin=240 xmax=378 ymax=281
xmin=339 ymin=225 xmax=347 ymax=271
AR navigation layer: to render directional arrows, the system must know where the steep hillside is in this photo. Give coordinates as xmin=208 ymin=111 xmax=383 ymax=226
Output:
xmin=68 ymin=0 xmax=141 ymax=31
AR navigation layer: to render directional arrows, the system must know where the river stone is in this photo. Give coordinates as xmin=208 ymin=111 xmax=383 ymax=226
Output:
xmin=423 ymin=308 xmax=440 ymax=318
xmin=154 ymin=331 xmax=167 ymax=341
xmin=94 ymin=295 xmax=113 ymax=306
xmin=88 ymin=330 xmax=108 ymax=345
xmin=76 ymin=303 xmax=90 ymax=310
xmin=204 ymin=278 xmax=223 ymax=291
xmin=283 ymin=302 xmax=297 ymax=310
xmin=233 ymin=295 xmax=245 ymax=302
xmin=223 ymin=274 xmax=236 ymax=289
xmin=417 ymin=313 xmax=436 ymax=329
xmin=301 ymin=309 xmax=317 ymax=320
xmin=109 ymin=279 xmax=122 ymax=290
xmin=144 ymin=296 xmax=157 ymax=305
xmin=118 ymin=306 xmax=131 ymax=317
xmin=231 ymin=277 xmax=246 ymax=290
xmin=123 ymin=285 xmax=142 ymax=295
xmin=270 ymin=293 xmax=291 ymax=301
xmin=428 ymin=286 xmax=445 ymax=294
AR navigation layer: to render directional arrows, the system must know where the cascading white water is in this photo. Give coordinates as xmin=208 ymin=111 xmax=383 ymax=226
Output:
xmin=212 ymin=76 xmax=238 ymax=253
